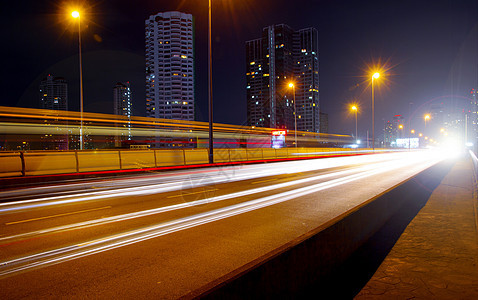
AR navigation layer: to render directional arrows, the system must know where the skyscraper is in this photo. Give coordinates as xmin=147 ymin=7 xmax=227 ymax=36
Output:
xmin=113 ymin=82 xmax=132 ymax=145
xmin=113 ymin=82 xmax=132 ymax=118
xmin=39 ymin=74 xmax=69 ymax=150
xmin=246 ymin=25 xmax=319 ymax=132
xmin=39 ymin=74 xmax=68 ymax=111
xmin=145 ymin=11 xmax=194 ymax=121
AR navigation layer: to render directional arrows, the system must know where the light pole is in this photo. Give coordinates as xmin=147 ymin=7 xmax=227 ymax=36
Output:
xmin=351 ymin=105 xmax=358 ymax=143
xmin=208 ymin=0 xmax=214 ymax=163
xmin=424 ymin=114 xmax=430 ymax=131
xmin=371 ymin=72 xmax=380 ymax=150
xmin=288 ymin=83 xmax=297 ymax=147
xmin=72 ymin=11 xmax=84 ymax=150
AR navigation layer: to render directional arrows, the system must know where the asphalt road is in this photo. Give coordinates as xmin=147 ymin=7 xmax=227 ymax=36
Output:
xmin=0 ymin=150 xmax=449 ymax=298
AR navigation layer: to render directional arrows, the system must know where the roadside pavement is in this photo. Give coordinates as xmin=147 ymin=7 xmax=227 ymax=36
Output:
xmin=355 ymin=156 xmax=478 ymax=299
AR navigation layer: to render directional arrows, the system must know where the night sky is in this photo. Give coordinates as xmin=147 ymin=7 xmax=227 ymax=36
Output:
xmin=1 ymin=0 xmax=477 ymax=137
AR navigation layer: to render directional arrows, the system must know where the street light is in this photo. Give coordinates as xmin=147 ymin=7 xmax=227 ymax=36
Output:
xmin=371 ymin=72 xmax=380 ymax=150
xmin=351 ymin=105 xmax=358 ymax=143
xmin=288 ymin=82 xmax=297 ymax=147
xmin=208 ymin=0 xmax=214 ymax=163
xmin=71 ymin=10 xmax=84 ymax=150
xmin=424 ymin=114 xmax=430 ymax=129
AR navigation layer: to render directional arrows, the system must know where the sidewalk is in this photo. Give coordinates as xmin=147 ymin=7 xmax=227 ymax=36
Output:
xmin=355 ymin=157 xmax=478 ymax=299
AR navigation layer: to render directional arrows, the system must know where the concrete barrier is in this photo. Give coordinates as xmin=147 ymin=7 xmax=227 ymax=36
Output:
xmin=0 ymin=152 xmax=23 ymax=177
xmin=184 ymin=149 xmax=209 ymax=165
xmin=155 ymin=149 xmax=185 ymax=167
xmin=246 ymin=148 xmax=263 ymax=161
xmin=120 ymin=150 xmax=156 ymax=170
xmin=275 ymin=148 xmax=289 ymax=159
xmin=213 ymin=149 xmax=230 ymax=163
xmin=24 ymin=151 xmax=77 ymax=176
xmin=262 ymin=148 xmax=277 ymax=160
xmin=287 ymin=148 xmax=307 ymax=158
xmin=229 ymin=149 xmax=247 ymax=162
xmin=77 ymin=151 xmax=120 ymax=172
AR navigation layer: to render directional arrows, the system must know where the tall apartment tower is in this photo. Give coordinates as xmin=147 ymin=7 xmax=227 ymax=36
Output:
xmin=38 ymin=74 xmax=68 ymax=150
xmin=145 ymin=11 xmax=194 ymax=121
xmin=113 ymin=82 xmax=132 ymax=117
xmin=246 ymin=25 xmax=319 ymax=132
xmin=39 ymin=74 xmax=68 ymax=110
xmin=113 ymin=82 xmax=132 ymax=144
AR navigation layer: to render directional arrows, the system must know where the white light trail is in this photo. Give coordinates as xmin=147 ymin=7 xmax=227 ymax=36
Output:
xmin=0 ymin=150 xmax=444 ymax=277
xmin=0 ymin=152 xmax=416 ymax=213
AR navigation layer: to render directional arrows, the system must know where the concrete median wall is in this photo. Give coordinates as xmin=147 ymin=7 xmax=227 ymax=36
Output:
xmin=0 ymin=147 xmax=376 ymax=178
xmin=0 ymin=152 xmax=23 ymax=177
xmin=24 ymin=151 xmax=77 ymax=176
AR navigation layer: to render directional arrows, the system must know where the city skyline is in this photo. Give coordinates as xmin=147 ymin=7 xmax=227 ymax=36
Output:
xmin=1 ymin=0 xmax=477 ymax=138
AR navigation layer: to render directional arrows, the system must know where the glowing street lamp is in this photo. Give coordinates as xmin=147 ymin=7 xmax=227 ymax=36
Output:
xmin=288 ymin=82 xmax=297 ymax=147
xmin=351 ymin=105 xmax=358 ymax=143
xmin=71 ymin=10 xmax=84 ymax=150
xmin=411 ymin=129 xmax=415 ymax=134
xmin=424 ymin=114 xmax=430 ymax=129
xmin=371 ymin=72 xmax=380 ymax=150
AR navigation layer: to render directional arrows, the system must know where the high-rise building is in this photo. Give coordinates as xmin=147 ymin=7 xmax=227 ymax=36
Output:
xmin=246 ymin=24 xmax=319 ymax=132
xmin=145 ymin=11 xmax=194 ymax=121
xmin=113 ymin=82 xmax=132 ymax=117
xmin=113 ymin=82 xmax=132 ymax=145
xmin=383 ymin=120 xmax=393 ymax=147
xmin=39 ymin=74 xmax=69 ymax=150
xmin=39 ymin=74 xmax=68 ymax=110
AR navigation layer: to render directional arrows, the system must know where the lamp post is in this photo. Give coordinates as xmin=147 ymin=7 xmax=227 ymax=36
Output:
xmin=288 ymin=83 xmax=297 ymax=147
xmin=424 ymin=114 xmax=430 ymax=132
xmin=371 ymin=72 xmax=380 ymax=150
xmin=72 ymin=11 xmax=84 ymax=150
xmin=351 ymin=105 xmax=358 ymax=143
xmin=208 ymin=0 xmax=214 ymax=163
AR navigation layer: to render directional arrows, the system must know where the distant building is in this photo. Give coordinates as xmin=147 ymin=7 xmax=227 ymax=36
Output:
xmin=145 ymin=11 xmax=194 ymax=121
xmin=39 ymin=74 xmax=68 ymax=150
xmin=383 ymin=120 xmax=393 ymax=147
xmin=113 ymin=82 xmax=132 ymax=146
xmin=392 ymin=115 xmax=405 ymax=140
xmin=39 ymin=74 xmax=68 ymax=110
xmin=246 ymin=24 xmax=319 ymax=132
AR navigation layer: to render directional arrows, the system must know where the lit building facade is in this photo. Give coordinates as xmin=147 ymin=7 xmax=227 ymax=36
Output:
xmin=113 ymin=82 xmax=132 ymax=146
xmin=145 ymin=11 xmax=194 ymax=121
xmin=39 ymin=74 xmax=68 ymax=150
xmin=39 ymin=74 xmax=68 ymax=111
xmin=246 ymin=25 xmax=319 ymax=132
